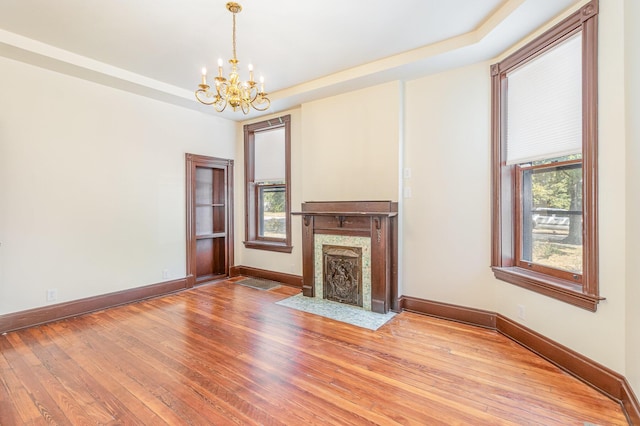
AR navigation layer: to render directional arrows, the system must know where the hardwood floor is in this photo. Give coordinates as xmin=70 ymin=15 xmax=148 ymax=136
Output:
xmin=0 ymin=279 xmax=628 ymax=425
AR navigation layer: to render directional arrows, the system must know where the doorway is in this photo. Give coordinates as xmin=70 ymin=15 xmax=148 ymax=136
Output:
xmin=186 ymin=154 xmax=234 ymax=286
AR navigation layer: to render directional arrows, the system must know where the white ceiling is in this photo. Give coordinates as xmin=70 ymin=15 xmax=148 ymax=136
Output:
xmin=0 ymin=0 xmax=580 ymax=121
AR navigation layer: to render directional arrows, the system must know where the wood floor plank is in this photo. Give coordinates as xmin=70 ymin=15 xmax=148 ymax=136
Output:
xmin=0 ymin=281 xmax=629 ymax=425
xmin=0 ymin=335 xmax=72 ymax=424
xmin=0 ymin=347 xmax=38 ymax=424
xmin=37 ymin=321 xmax=163 ymax=425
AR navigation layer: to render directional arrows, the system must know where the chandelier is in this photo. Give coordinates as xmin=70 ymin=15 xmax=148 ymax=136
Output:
xmin=195 ymin=2 xmax=270 ymax=114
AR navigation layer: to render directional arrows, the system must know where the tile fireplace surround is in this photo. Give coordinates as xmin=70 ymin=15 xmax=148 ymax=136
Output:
xmin=293 ymin=201 xmax=398 ymax=314
xmin=314 ymin=235 xmax=371 ymax=310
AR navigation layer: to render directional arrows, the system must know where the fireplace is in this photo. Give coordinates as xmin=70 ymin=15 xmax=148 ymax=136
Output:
xmin=293 ymin=201 xmax=398 ymax=313
xmin=322 ymin=245 xmax=363 ymax=307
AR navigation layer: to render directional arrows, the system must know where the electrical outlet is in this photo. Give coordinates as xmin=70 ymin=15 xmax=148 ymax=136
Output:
xmin=517 ymin=304 xmax=526 ymax=320
xmin=47 ymin=288 xmax=58 ymax=302
xmin=403 ymin=167 xmax=412 ymax=179
xmin=404 ymin=187 xmax=412 ymax=198
xmin=162 ymin=269 xmax=169 ymax=279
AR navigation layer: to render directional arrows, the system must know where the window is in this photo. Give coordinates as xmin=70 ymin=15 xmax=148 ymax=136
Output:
xmin=490 ymin=1 xmax=601 ymax=311
xmin=243 ymin=115 xmax=292 ymax=252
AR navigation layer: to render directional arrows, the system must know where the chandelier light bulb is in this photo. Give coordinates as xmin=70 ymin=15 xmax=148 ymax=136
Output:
xmin=217 ymin=58 xmax=224 ymax=77
xmin=201 ymin=67 xmax=207 ymax=85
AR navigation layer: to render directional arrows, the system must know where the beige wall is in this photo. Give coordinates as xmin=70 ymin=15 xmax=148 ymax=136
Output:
xmin=403 ymin=61 xmax=495 ymax=310
xmin=300 ymin=82 xmax=400 ymax=202
xmin=625 ymin=0 xmax=640 ymax=395
xmin=0 ymin=56 xmax=235 ymax=314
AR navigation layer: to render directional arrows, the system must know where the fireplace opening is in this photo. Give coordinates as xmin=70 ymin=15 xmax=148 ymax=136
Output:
xmin=322 ymin=245 xmax=363 ymax=307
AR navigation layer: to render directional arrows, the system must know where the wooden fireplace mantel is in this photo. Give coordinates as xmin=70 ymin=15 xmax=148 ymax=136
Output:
xmin=292 ymin=201 xmax=398 ymax=313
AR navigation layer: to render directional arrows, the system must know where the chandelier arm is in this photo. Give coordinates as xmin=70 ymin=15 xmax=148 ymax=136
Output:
xmin=195 ymin=89 xmax=219 ymax=106
xmin=214 ymin=96 xmax=228 ymax=112
xmin=251 ymin=96 xmax=271 ymax=111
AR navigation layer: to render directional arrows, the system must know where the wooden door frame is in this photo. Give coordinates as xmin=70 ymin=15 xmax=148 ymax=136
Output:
xmin=186 ymin=153 xmax=234 ymax=287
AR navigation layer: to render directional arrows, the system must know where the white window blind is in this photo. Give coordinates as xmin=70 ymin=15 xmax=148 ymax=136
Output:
xmin=254 ymin=127 xmax=285 ymax=183
xmin=506 ymin=33 xmax=582 ymax=165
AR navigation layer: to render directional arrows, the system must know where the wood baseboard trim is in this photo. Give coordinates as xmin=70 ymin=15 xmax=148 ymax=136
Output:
xmin=399 ymin=296 xmax=496 ymax=329
xmin=0 ymin=276 xmax=191 ymax=334
xmin=399 ymin=295 xmax=639 ymax=424
xmin=229 ymin=265 xmax=303 ymax=288
xmin=622 ymin=379 xmax=640 ymax=425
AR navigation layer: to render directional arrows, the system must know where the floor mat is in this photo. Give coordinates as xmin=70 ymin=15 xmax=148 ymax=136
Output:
xmin=236 ymin=277 xmax=282 ymax=291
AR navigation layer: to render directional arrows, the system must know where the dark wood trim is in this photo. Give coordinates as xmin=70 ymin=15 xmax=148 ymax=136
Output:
xmin=389 ymin=213 xmax=399 ymax=312
xmin=581 ymin=2 xmax=599 ymax=298
xmin=492 ymin=267 xmax=602 ymax=312
xmin=398 ymin=294 xmax=639 ymax=424
xmin=243 ymin=115 xmax=292 ymax=253
xmin=399 ymin=296 xmax=496 ymax=329
xmin=496 ymin=315 xmax=629 ymax=404
xmin=229 ymin=265 xmax=302 ymax=288
xmin=490 ymin=0 xmax=600 ymax=309
xmin=242 ymin=241 xmax=293 ymax=253
xmin=622 ymin=380 xmax=640 ymax=426
xmin=185 ymin=154 xmax=234 ymax=285
xmin=301 ymin=214 xmax=315 ymax=297
xmin=496 ymin=2 xmax=597 ymax=72
xmin=0 ymin=276 xmax=190 ymax=334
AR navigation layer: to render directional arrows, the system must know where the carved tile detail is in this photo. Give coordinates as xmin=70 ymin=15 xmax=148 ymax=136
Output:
xmin=313 ymin=234 xmax=371 ymax=311
xmin=323 ymin=245 xmax=362 ymax=307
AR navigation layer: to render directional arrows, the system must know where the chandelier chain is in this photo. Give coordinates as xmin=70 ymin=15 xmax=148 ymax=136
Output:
xmin=232 ymin=12 xmax=237 ymax=61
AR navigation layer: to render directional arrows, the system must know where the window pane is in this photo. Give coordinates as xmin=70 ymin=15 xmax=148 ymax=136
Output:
xmin=521 ymin=163 xmax=583 ymax=274
xmin=258 ymin=186 xmax=286 ymax=239
xmin=254 ymin=128 xmax=285 ymax=183
xmin=506 ymin=34 xmax=582 ymax=165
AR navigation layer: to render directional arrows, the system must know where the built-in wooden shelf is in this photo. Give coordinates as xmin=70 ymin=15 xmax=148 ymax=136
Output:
xmin=195 ymin=233 xmax=226 ymax=240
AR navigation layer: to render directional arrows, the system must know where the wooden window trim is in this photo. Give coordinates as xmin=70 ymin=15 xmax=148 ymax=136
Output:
xmin=243 ymin=115 xmax=292 ymax=253
xmin=490 ymin=1 xmax=602 ymax=311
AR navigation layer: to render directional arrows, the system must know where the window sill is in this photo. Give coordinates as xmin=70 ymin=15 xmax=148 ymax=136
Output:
xmin=243 ymin=240 xmax=293 ymax=253
xmin=492 ymin=267 xmax=604 ymax=312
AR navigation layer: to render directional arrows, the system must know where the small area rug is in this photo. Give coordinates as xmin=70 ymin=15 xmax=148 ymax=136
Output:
xmin=276 ymin=293 xmax=396 ymax=331
xmin=236 ymin=277 xmax=282 ymax=291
